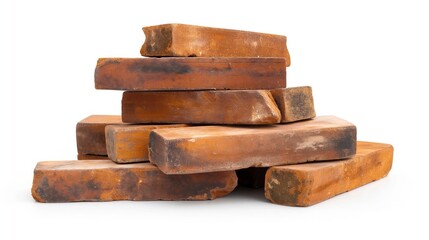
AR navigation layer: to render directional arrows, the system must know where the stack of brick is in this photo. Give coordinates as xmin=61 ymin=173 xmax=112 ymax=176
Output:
xmin=31 ymin=24 xmax=394 ymax=206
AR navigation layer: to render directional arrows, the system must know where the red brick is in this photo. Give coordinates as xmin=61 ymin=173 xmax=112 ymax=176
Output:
xmin=270 ymin=86 xmax=316 ymax=123
xmin=76 ymin=115 xmax=124 ymax=156
xmin=122 ymin=90 xmax=281 ymax=125
xmin=265 ymin=141 xmax=393 ymax=206
xmin=105 ymin=124 xmax=187 ymax=163
xmin=140 ymin=24 xmax=291 ymax=66
xmin=149 ymin=116 xmax=356 ymax=174
xmin=95 ymin=58 xmax=286 ymax=91
xmin=32 ymin=160 xmax=237 ymax=202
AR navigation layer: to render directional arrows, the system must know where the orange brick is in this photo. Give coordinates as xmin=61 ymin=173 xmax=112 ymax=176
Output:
xmin=105 ymin=124 xmax=187 ymax=163
xmin=140 ymin=24 xmax=291 ymax=66
xmin=149 ymin=116 xmax=356 ymax=174
xmin=270 ymin=86 xmax=316 ymax=123
xmin=265 ymin=141 xmax=393 ymax=207
xmin=32 ymin=160 xmax=237 ymax=202
xmin=122 ymin=90 xmax=281 ymax=125
xmin=94 ymin=58 xmax=286 ymax=91
xmin=76 ymin=115 xmax=124 ymax=156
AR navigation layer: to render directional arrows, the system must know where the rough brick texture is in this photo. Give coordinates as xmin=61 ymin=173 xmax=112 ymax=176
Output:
xmin=122 ymin=90 xmax=281 ymax=125
xmin=32 ymin=160 xmax=237 ymax=202
xmin=140 ymin=24 xmax=291 ymax=66
xmin=76 ymin=115 xmax=124 ymax=156
xmin=95 ymin=58 xmax=286 ymax=91
xmin=149 ymin=116 xmax=356 ymax=174
xmin=106 ymin=124 xmax=187 ymax=163
xmin=265 ymin=141 xmax=393 ymax=206
xmin=270 ymin=86 xmax=316 ymax=123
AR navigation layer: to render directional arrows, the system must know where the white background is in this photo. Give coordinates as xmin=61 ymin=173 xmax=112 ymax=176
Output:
xmin=1 ymin=0 xmax=428 ymax=239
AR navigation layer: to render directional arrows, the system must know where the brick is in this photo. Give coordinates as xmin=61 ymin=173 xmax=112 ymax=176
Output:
xmin=265 ymin=141 xmax=393 ymax=207
xmin=77 ymin=154 xmax=110 ymax=160
xmin=94 ymin=58 xmax=286 ymax=91
xmin=140 ymin=24 xmax=291 ymax=66
xmin=122 ymin=90 xmax=281 ymax=125
xmin=76 ymin=115 xmax=124 ymax=155
xmin=270 ymin=86 xmax=316 ymax=123
xmin=236 ymin=167 xmax=268 ymax=188
xmin=105 ymin=124 xmax=187 ymax=163
xmin=31 ymin=160 xmax=237 ymax=202
xmin=149 ymin=116 xmax=356 ymax=174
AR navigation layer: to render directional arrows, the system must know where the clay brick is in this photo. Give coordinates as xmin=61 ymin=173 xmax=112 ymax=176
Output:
xmin=76 ymin=115 xmax=124 ymax=156
xmin=122 ymin=90 xmax=281 ymax=125
xmin=236 ymin=167 xmax=268 ymax=188
xmin=265 ymin=141 xmax=393 ymax=207
xmin=106 ymin=124 xmax=187 ymax=163
xmin=94 ymin=58 xmax=286 ymax=91
xmin=31 ymin=160 xmax=237 ymax=202
xmin=149 ymin=116 xmax=356 ymax=174
xmin=140 ymin=24 xmax=291 ymax=67
xmin=77 ymin=154 xmax=110 ymax=160
xmin=270 ymin=86 xmax=316 ymax=123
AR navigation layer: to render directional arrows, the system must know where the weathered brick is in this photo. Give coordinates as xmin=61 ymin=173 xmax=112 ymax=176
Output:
xmin=265 ymin=141 xmax=393 ymax=207
xmin=77 ymin=154 xmax=109 ymax=160
xmin=270 ymin=86 xmax=316 ymax=123
xmin=149 ymin=116 xmax=356 ymax=174
xmin=106 ymin=124 xmax=187 ymax=163
xmin=76 ymin=115 xmax=124 ymax=156
xmin=122 ymin=90 xmax=281 ymax=125
xmin=140 ymin=24 xmax=291 ymax=66
xmin=31 ymin=160 xmax=237 ymax=202
xmin=95 ymin=58 xmax=286 ymax=91
xmin=236 ymin=167 xmax=268 ymax=188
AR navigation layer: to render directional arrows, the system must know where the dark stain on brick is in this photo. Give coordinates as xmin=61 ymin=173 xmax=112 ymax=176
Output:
xmin=148 ymin=131 xmax=170 ymax=170
xmin=35 ymin=177 xmax=66 ymax=203
xmin=164 ymin=139 xmax=190 ymax=172
xmin=267 ymin=170 xmax=302 ymax=205
xmin=102 ymin=59 xmax=121 ymax=65
xmin=142 ymin=26 xmax=173 ymax=55
xmin=247 ymin=69 xmax=283 ymax=79
xmin=67 ymin=184 xmax=83 ymax=201
xmin=128 ymin=60 xmax=192 ymax=74
xmin=169 ymin=172 xmax=225 ymax=199
xmin=86 ymin=179 xmax=101 ymax=190
xmin=333 ymin=127 xmax=357 ymax=158
xmin=119 ymin=170 xmax=139 ymax=199
xmin=288 ymin=91 xmax=312 ymax=119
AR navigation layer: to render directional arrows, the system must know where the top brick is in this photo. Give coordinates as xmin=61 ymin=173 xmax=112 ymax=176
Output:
xmin=140 ymin=24 xmax=291 ymax=67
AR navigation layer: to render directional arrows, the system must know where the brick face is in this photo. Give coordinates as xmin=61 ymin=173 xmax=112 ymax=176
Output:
xmin=140 ymin=24 xmax=291 ymax=66
xmin=149 ymin=116 xmax=356 ymax=174
xmin=76 ymin=115 xmax=124 ymax=156
xmin=94 ymin=58 xmax=286 ymax=91
xmin=270 ymin=86 xmax=316 ymax=123
xmin=32 ymin=160 xmax=237 ymax=202
xmin=122 ymin=90 xmax=281 ymax=125
xmin=265 ymin=141 xmax=393 ymax=206
xmin=105 ymin=124 xmax=187 ymax=163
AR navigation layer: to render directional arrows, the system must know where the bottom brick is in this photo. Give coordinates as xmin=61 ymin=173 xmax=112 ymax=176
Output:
xmin=32 ymin=160 xmax=237 ymax=202
xmin=265 ymin=141 xmax=393 ymax=206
